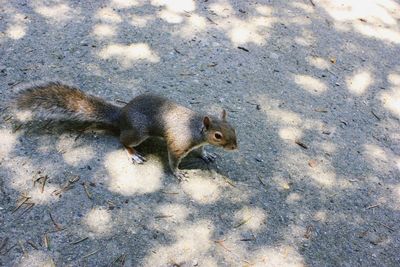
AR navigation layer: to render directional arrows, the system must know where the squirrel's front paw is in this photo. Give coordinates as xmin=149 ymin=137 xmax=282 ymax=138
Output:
xmin=174 ymin=170 xmax=189 ymax=182
xmin=131 ymin=153 xmax=147 ymax=164
xmin=201 ymin=152 xmax=218 ymax=163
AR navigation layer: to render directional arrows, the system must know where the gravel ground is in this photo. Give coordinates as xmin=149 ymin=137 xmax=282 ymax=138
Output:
xmin=1 ymin=0 xmax=400 ymax=266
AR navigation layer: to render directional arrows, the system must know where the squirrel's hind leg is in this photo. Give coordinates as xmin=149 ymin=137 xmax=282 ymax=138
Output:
xmin=120 ymin=129 xmax=148 ymax=164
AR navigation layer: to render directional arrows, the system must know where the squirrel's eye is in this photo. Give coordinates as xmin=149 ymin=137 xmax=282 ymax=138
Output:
xmin=214 ymin=132 xmax=222 ymax=140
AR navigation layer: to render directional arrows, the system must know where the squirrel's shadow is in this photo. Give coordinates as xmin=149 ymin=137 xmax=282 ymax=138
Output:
xmin=13 ymin=119 xmax=214 ymax=173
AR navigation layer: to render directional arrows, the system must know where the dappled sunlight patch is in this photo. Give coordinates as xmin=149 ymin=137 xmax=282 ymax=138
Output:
xmin=0 ymin=128 xmax=17 ymax=158
xmin=6 ymin=24 xmax=26 ymax=40
xmin=206 ymin=1 xmax=275 ymax=46
xmin=346 ymin=70 xmax=373 ymax=96
xmin=62 ymin=146 xmax=95 ymax=166
xmin=380 ymin=74 xmax=400 ymax=117
xmin=178 ymin=14 xmax=207 ymax=36
xmin=130 ymin=15 xmax=153 ymax=27
xmin=291 ymin=2 xmax=315 ymax=13
xmin=144 ymin=220 xmax=212 ymax=265
xmin=294 ymin=29 xmax=315 ymax=46
xmin=286 ymin=192 xmax=302 ymax=204
xmin=111 ymin=0 xmax=142 ymax=9
xmin=380 ymin=90 xmax=400 ymax=117
xmin=255 ymin=5 xmax=273 ymax=16
xmin=294 ymin=74 xmax=327 ymax=94
xmin=313 ymin=210 xmax=327 ymax=222
xmin=92 ymin=24 xmax=117 ymax=38
xmin=3 ymin=157 xmax=36 ymax=190
xmin=84 ymin=207 xmax=113 ymax=236
xmin=151 ymin=0 xmax=195 ymax=13
xmin=393 ymin=184 xmax=400 ymax=208
xmin=14 ymin=109 xmax=34 ymax=122
xmin=158 ymin=9 xmax=184 ymax=24
xmin=319 ymin=0 xmax=400 ymax=44
xmin=354 ymin=23 xmax=400 ymax=44
xmin=252 ymin=245 xmax=305 ymax=267
xmin=99 ymin=43 xmax=160 ymax=67
xmin=263 ymin=106 xmax=302 ymax=126
xmin=388 ymin=73 xmax=400 ymax=85
xmin=28 ymin=184 xmax=60 ymax=205
xmin=105 ymin=150 xmax=162 ymax=196
xmin=209 ymin=1 xmax=234 ymax=17
xmin=16 ymin=250 xmax=54 ymax=267
xmin=307 ymin=162 xmax=336 ymax=188
xmin=156 ymin=203 xmax=189 ymax=222
xmin=307 ymin=56 xmax=330 ymax=69
xmin=181 ymin=175 xmax=221 ymax=204
xmin=234 ymin=206 xmax=266 ymax=231
xmin=225 ymin=16 xmax=275 ymax=46
xmin=279 ymin=127 xmax=303 ymax=142
xmin=95 ymin=7 xmax=122 ymax=23
xmin=364 ymin=144 xmax=388 ymax=162
xmin=34 ymin=3 xmax=78 ymax=23
xmin=315 ymin=141 xmax=336 ymax=154
xmin=152 ymin=0 xmax=195 ymax=24
xmin=56 ymin=135 xmax=95 ymax=166
xmin=363 ymin=144 xmax=394 ymax=172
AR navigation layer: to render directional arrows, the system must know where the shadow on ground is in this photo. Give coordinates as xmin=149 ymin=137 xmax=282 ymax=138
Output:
xmin=1 ymin=0 xmax=399 ymax=266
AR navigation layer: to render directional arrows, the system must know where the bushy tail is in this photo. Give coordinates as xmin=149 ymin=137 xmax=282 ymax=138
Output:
xmin=15 ymin=82 xmax=121 ymax=126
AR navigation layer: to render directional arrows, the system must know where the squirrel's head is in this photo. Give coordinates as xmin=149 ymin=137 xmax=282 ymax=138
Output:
xmin=203 ymin=110 xmax=237 ymax=150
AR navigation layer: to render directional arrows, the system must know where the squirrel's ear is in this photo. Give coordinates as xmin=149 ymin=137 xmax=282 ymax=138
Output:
xmin=221 ymin=109 xmax=227 ymax=121
xmin=203 ymin=116 xmax=211 ymax=130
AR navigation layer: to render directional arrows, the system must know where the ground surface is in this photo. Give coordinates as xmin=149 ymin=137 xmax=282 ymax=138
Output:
xmin=1 ymin=0 xmax=400 ymax=266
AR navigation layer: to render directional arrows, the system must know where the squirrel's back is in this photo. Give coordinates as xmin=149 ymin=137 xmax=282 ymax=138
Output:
xmin=15 ymin=82 xmax=121 ymax=126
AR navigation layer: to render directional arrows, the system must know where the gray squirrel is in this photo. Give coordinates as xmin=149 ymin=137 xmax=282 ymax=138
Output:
xmin=15 ymin=82 xmax=238 ymax=180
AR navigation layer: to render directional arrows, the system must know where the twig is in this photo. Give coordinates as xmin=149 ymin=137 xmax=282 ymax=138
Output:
xmin=367 ymin=204 xmax=379 ymax=209
xmin=295 ymin=140 xmax=308 ymax=149
xmin=27 ymin=240 xmax=39 ymax=250
xmin=82 ymin=249 xmax=100 ymax=259
xmin=49 ymin=211 xmax=62 ymax=230
xmin=53 ymin=175 xmax=80 ymax=196
xmin=3 ymin=115 xmax=13 ymax=122
xmin=173 ymin=48 xmax=183 ymax=55
xmin=223 ymin=176 xmax=236 ymax=187
xmin=42 ymin=119 xmax=53 ymax=130
xmin=41 ymin=175 xmax=48 ymax=193
xmin=109 ymin=253 xmax=127 ymax=267
xmin=12 ymin=194 xmax=31 ymax=213
xmin=155 ymin=215 xmax=173 ymax=219
xmin=309 ymin=0 xmax=315 ymax=7
xmin=0 ymin=237 xmax=9 ymax=252
xmin=70 ymin=237 xmax=89 ymax=245
xmin=234 ymin=217 xmax=252 ymax=228
xmin=115 ymin=99 xmax=128 ymax=105
xmin=12 ymin=123 xmax=23 ymax=133
xmin=304 ymin=225 xmax=313 ymax=239
xmin=371 ymin=110 xmax=381 ymax=121
xmin=239 ymin=237 xmax=256 ymax=241
xmin=378 ymin=222 xmax=395 ymax=232
xmin=257 ymin=177 xmax=267 ymax=187
xmin=16 ymin=203 xmax=35 ymax=218
xmin=237 ymin=46 xmax=249 ymax=52
xmin=206 ymin=17 xmax=218 ymax=25
xmin=214 ymin=240 xmax=231 ymax=252
xmin=19 ymin=240 xmax=27 ymax=256
xmin=82 ymin=182 xmax=92 ymax=200
xmin=43 ymin=234 xmax=50 ymax=250
xmin=1 ymin=244 xmax=16 ymax=255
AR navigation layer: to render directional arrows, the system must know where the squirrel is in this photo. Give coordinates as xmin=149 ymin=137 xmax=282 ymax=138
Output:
xmin=14 ymin=82 xmax=238 ymax=180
